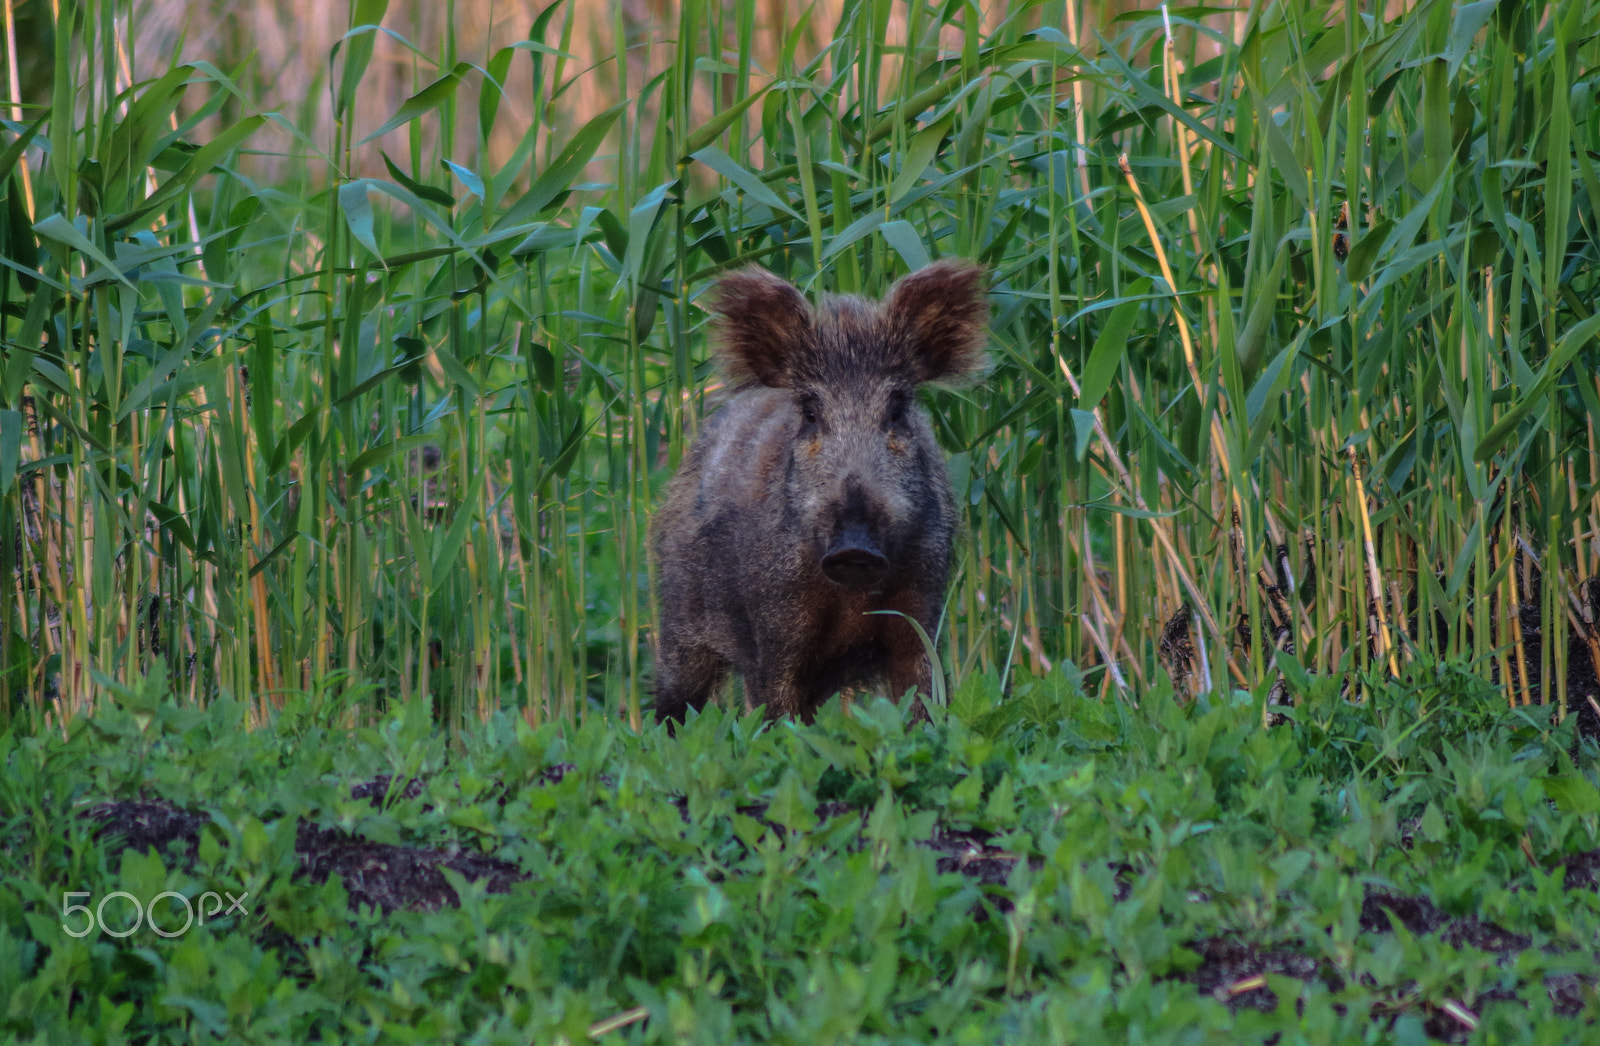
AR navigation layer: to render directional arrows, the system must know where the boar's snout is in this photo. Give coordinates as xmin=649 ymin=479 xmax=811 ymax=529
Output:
xmin=820 ymin=483 xmax=890 ymax=589
xmin=821 ymin=519 xmax=890 ymax=589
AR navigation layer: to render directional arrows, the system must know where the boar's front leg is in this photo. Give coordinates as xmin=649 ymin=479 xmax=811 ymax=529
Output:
xmin=653 ymin=634 xmax=729 ymax=728
xmin=743 ymin=656 xmax=814 ymax=722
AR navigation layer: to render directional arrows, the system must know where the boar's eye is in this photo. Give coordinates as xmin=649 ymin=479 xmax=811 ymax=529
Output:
xmin=796 ymin=393 xmax=822 ymax=429
xmin=886 ymin=389 xmax=910 ymax=429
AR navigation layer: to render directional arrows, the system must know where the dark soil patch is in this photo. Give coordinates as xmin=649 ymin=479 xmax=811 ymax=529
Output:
xmin=87 ymin=799 xmax=209 ymax=865
xmin=85 ymin=797 xmax=526 ymax=913
xmin=350 ymin=772 xmax=525 ymax=811
xmin=1187 ymin=935 xmax=1323 ymax=1013
xmin=1360 ymin=890 xmax=1449 ymax=935
xmin=1358 ymin=889 xmax=1529 ymax=952
xmin=536 ymin=763 xmax=579 ymax=786
xmin=1439 ymin=916 xmax=1530 ymax=954
xmin=1169 ymin=886 xmax=1592 ymax=1039
xmin=294 ymin=821 xmax=525 ymax=913
xmin=925 ymin=825 xmax=1025 ymax=887
xmin=1547 ymin=974 xmax=1593 ymax=1018
xmin=1560 ymin=848 xmax=1600 ymax=891
xmin=349 ymin=775 xmax=426 ymax=806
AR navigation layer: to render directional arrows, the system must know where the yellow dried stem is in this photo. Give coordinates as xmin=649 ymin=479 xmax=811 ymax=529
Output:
xmin=1506 ymin=531 xmax=1533 ymax=707
xmin=2 ymin=0 xmax=32 ymax=217
xmin=1064 ymin=0 xmax=1091 ymax=203
xmin=1055 ymin=352 xmax=1242 ymax=685
xmin=1347 ymin=443 xmax=1398 ymax=677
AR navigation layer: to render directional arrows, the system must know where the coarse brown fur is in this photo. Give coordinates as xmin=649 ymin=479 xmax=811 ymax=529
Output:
xmin=652 ymin=260 xmax=988 ymax=725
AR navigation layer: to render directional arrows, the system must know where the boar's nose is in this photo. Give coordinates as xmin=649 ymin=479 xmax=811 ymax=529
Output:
xmin=822 ymin=520 xmax=890 ymax=589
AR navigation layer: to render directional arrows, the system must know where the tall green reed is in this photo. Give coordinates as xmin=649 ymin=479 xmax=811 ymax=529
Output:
xmin=2 ymin=0 xmax=1597 ymax=733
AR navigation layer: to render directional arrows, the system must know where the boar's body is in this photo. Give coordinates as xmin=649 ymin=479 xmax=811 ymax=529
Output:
xmin=652 ymin=260 xmax=987 ymax=724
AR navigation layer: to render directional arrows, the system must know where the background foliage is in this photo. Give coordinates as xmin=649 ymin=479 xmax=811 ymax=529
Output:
xmin=1 ymin=0 xmax=1598 ymax=733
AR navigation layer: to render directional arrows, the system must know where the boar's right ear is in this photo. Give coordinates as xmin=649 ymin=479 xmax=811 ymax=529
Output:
xmin=707 ymin=267 xmax=812 ymax=388
xmin=886 ymin=259 xmax=988 ymax=385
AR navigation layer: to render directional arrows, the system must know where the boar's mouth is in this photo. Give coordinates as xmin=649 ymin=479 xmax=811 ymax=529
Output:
xmin=821 ymin=524 xmax=890 ymax=589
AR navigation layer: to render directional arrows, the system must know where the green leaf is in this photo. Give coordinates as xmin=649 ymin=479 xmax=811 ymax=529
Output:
xmin=381 ymin=151 xmax=455 ymax=208
xmin=1243 ymin=338 xmax=1304 ymax=466
xmin=1474 ymin=312 xmax=1600 ymax=461
xmin=1419 ymin=802 xmax=1448 ymax=842
xmin=0 ymin=409 xmax=19 ymax=494
xmin=494 ymin=102 xmax=625 ymax=232
xmin=984 ymin=774 xmax=1016 ymax=826
xmin=1079 ymin=294 xmax=1142 ymax=409
xmin=335 ymin=0 xmax=392 ymax=120
xmin=1446 ymin=0 xmax=1500 ymax=79
xmin=621 ymin=181 xmax=672 ymax=285
xmin=1069 ymin=408 xmax=1096 ymax=461
xmin=427 ymin=470 xmax=485 ymax=601
xmin=0 ymin=115 xmax=45 ymax=184
xmin=338 ymin=181 xmax=382 ymax=261
xmin=767 ymin=768 xmax=817 ymax=834
xmin=690 ymin=145 xmax=797 ymax=217
xmin=479 ymin=46 xmax=516 ymax=140
xmin=335 ymin=342 xmax=430 ymax=405
xmin=32 ymin=215 xmax=137 ymax=292
xmin=879 ymin=219 xmax=929 ymax=271
xmin=359 ymin=62 xmax=472 ymax=145
xmin=683 ymin=87 xmax=771 ymax=156
xmin=1545 ymin=775 xmax=1600 ymax=815
xmin=443 ymin=159 xmax=484 ymax=202
xmin=1235 ymin=239 xmax=1290 ymax=376
xmin=822 ymin=209 xmax=884 ymax=261
xmin=1100 ymin=45 xmax=1241 ymax=161
xmin=1343 ymin=217 xmax=1393 ymax=284
xmin=106 ymin=114 xmax=266 ymax=233
xmin=434 ymin=347 xmax=481 ymax=399
xmin=887 ymin=113 xmax=952 ymax=204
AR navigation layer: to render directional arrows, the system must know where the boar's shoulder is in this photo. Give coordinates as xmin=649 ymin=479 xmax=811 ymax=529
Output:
xmin=689 ymin=388 xmax=796 ymax=510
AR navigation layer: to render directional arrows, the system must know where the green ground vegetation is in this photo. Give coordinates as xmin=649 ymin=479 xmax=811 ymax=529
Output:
xmin=1 ymin=0 xmax=1597 ymax=728
xmin=2 ymin=663 xmax=1597 ymax=1042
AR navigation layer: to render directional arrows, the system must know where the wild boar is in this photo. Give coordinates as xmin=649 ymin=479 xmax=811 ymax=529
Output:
xmin=652 ymin=259 xmax=988 ymax=725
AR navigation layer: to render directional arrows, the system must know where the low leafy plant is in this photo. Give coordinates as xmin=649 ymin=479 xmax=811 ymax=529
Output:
xmin=2 ymin=662 xmax=1596 ymax=1042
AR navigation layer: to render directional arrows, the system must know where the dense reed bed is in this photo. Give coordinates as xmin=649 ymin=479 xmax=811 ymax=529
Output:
xmin=1 ymin=0 xmax=1597 ymax=733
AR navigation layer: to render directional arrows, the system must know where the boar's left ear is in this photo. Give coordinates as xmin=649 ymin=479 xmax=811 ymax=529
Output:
xmin=886 ymin=259 xmax=989 ymax=385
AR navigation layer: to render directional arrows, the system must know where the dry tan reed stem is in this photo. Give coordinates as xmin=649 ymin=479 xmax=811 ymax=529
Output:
xmin=1118 ymin=152 xmax=1263 ymax=687
xmin=1112 ymin=507 xmax=1135 ymax=676
xmin=1118 ymin=156 xmax=1204 ymax=405
xmin=1074 ymin=519 xmax=1130 ymax=693
xmin=1589 ymin=384 xmax=1600 ymax=581
xmin=1118 ymin=153 xmax=1246 ymax=519
xmin=233 ymin=364 xmax=278 ymax=704
xmin=1077 ymin=608 xmax=1128 ymax=695
xmin=1492 ymin=539 xmax=1512 ymax=709
xmin=1346 ymin=443 xmax=1398 ymax=676
xmin=2 ymin=0 xmax=32 ymax=215
xmin=1507 ymin=531 xmax=1532 ymax=706
xmin=588 ymin=1007 xmax=650 ymax=1040
xmin=1064 ymin=0 xmax=1092 ymax=203
xmin=1160 ymin=6 xmax=1216 ymax=327
xmin=1053 ymin=350 xmax=1241 ymax=685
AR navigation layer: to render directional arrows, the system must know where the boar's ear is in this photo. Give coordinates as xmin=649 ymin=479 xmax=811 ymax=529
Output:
xmin=708 ymin=267 xmax=813 ymax=388
xmin=886 ymin=259 xmax=988 ymax=385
